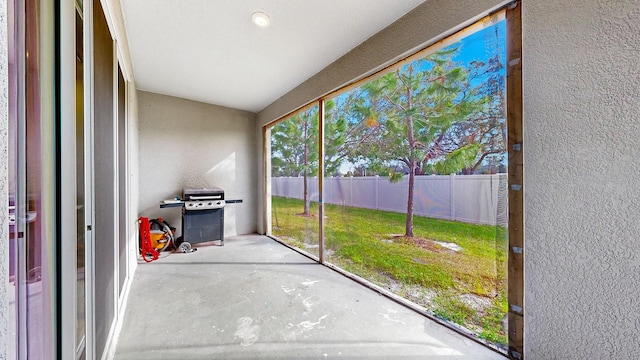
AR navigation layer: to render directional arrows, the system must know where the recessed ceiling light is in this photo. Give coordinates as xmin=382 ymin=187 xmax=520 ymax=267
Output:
xmin=251 ymin=12 xmax=271 ymax=27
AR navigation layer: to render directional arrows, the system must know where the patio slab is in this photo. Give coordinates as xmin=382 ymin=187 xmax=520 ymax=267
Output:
xmin=114 ymin=234 xmax=504 ymax=359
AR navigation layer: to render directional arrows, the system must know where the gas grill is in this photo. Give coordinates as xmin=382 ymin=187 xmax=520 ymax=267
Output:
xmin=182 ymin=187 xmax=226 ymax=247
xmin=158 ymin=187 xmax=242 ymax=252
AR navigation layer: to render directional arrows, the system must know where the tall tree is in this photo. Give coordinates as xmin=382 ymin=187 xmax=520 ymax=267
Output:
xmin=270 ymin=119 xmax=305 ymax=177
xmin=271 ymin=108 xmax=318 ymax=215
xmin=352 ymin=49 xmax=484 ymax=236
xmin=442 ymin=53 xmax=506 ymax=175
xmin=271 ymin=101 xmax=341 ymax=215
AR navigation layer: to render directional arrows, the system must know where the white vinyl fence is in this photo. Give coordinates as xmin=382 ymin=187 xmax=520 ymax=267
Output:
xmin=271 ymin=174 xmax=508 ymax=226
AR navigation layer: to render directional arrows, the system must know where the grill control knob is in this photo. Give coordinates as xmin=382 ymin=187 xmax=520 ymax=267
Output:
xmin=208 ymin=202 xmax=212 ymax=205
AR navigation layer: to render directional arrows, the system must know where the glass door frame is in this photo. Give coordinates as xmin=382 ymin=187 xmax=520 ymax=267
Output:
xmin=62 ymin=0 xmax=94 ymax=358
xmin=10 ymin=0 xmax=29 ymax=356
xmin=115 ymin=58 xmax=130 ymax=312
xmin=82 ymin=0 xmax=96 ymax=358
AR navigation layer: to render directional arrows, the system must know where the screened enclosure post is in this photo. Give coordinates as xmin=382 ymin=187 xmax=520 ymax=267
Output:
xmin=318 ymin=99 xmax=325 ymax=263
xmin=506 ymin=1 xmax=524 ymax=359
xmin=263 ymin=126 xmax=272 ymax=235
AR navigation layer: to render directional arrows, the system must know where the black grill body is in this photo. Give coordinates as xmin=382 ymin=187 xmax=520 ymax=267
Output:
xmin=182 ymin=187 xmax=225 ymax=246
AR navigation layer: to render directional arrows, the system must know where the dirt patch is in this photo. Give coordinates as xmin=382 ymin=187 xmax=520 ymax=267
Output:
xmin=392 ymin=235 xmax=449 ymax=253
xmin=393 ymin=235 xmax=463 ymax=253
xmin=295 ymin=212 xmax=316 ymax=218
xmin=378 ymin=273 xmax=437 ymax=308
xmin=459 ymin=293 xmax=494 ymax=314
xmin=403 ymin=286 xmax=437 ymax=307
xmin=433 ymin=241 xmax=462 ymax=252
xmin=373 ymin=273 xmax=494 ymax=318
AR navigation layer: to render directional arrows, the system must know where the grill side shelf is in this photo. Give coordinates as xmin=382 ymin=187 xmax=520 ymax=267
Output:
xmin=159 ymin=201 xmax=185 ymax=209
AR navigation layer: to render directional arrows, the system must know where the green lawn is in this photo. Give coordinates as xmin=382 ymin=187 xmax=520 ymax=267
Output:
xmin=272 ymin=196 xmax=508 ymax=346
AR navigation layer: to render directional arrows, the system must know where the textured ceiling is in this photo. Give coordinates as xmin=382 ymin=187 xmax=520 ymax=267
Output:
xmin=121 ymin=0 xmax=426 ymax=112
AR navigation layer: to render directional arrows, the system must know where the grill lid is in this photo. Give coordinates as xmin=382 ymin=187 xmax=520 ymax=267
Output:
xmin=183 ymin=187 xmax=224 ymax=200
xmin=183 ymin=187 xmax=225 ymax=210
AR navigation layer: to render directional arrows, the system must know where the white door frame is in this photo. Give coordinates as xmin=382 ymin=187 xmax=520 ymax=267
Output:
xmin=83 ymin=0 xmax=96 ymax=357
xmin=61 ymin=0 xmax=80 ymax=358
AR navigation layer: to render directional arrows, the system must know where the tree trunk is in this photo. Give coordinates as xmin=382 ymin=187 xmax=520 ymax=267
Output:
xmin=303 ymin=120 xmax=310 ymax=215
xmin=303 ymin=171 xmax=309 ymax=215
xmin=404 ymin=68 xmax=415 ymax=237
xmin=405 ymin=159 xmax=415 ymax=237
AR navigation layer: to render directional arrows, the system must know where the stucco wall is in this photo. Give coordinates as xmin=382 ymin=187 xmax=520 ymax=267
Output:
xmin=138 ymin=91 xmax=257 ymax=238
xmin=522 ymin=1 xmax=640 ymax=358
xmin=0 ymin=0 xmax=9 ymax=356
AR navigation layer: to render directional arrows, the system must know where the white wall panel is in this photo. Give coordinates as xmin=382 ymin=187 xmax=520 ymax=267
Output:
xmin=273 ymin=175 xmax=506 ymax=226
xmin=413 ymin=176 xmax=451 ymax=221
xmin=350 ymin=177 xmax=377 ymax=210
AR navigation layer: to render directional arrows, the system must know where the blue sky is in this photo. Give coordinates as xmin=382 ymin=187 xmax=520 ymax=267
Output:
xmin=337 ymin=19 xmax=507 ymax=101
xmin=452 ymin=20 xmax=506 ymax=69
xmin=408 ymin=19 xmax=507 ymax=87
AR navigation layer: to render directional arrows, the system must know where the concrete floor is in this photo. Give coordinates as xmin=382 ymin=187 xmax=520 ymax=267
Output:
xmin=114 ymin=234 xmax=504 ymax=359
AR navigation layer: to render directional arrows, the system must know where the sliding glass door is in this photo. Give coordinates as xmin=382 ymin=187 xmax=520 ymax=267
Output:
xmin=76 ymin=5 xmax=88 ymax=359
xmin=8 ymin=0 xmax=58 ymax=358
